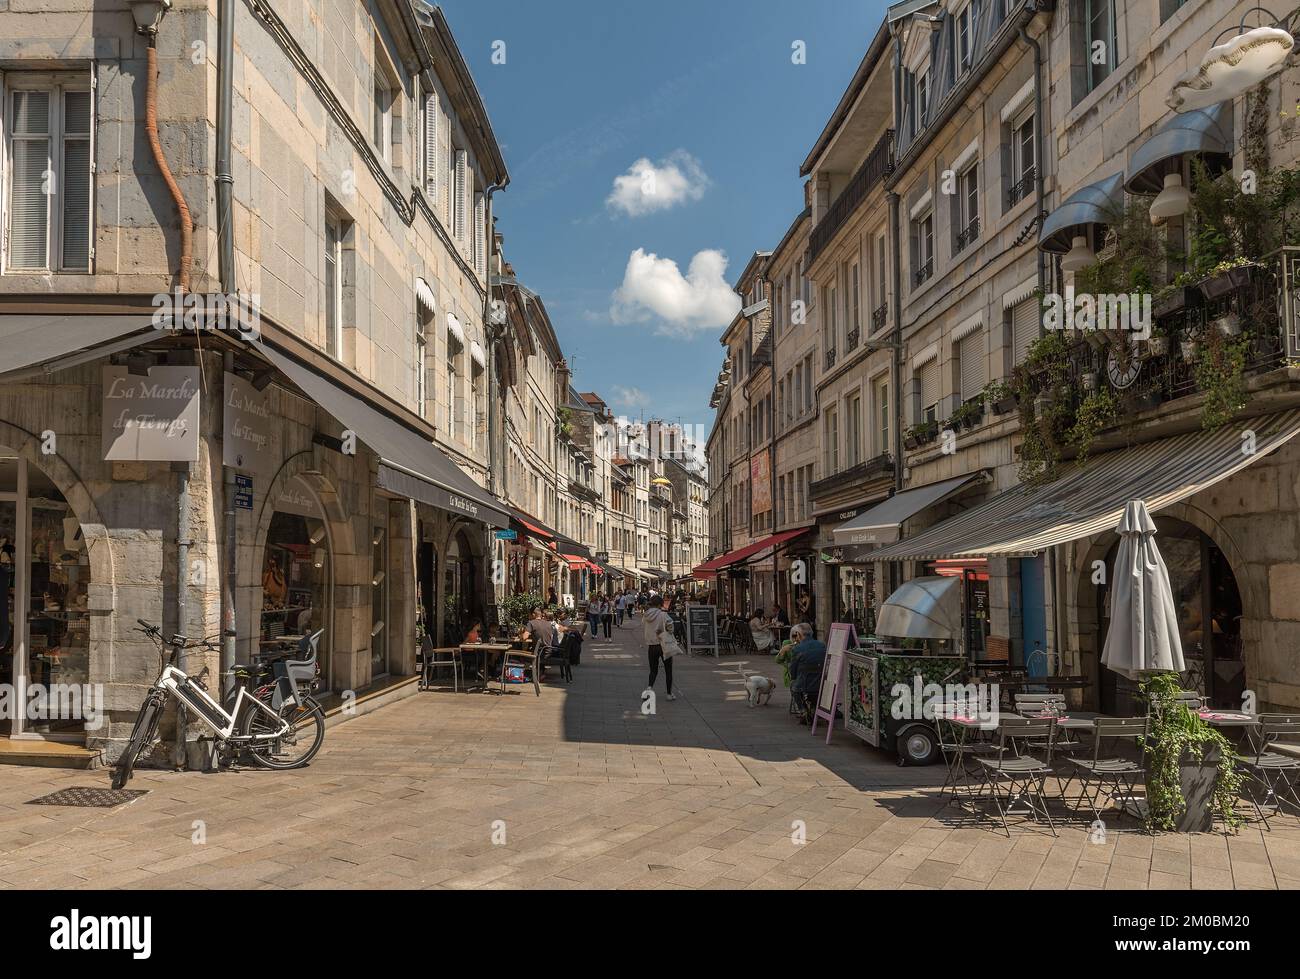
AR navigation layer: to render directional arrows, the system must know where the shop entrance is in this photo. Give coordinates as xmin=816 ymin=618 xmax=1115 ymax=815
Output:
xmin=1097 ymin=516 xmax=1244 ymax=714
xmin=259 ymin=477 xmax=332 ymax=690
xmin=441 ymin=527 xmax=481 ymax=645
xmin=0 ymin=450 xmax=91 ymax=742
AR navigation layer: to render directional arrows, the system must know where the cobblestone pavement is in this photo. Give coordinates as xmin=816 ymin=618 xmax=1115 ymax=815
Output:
xmin=1 ymin=622 xmax=1298 ymax=889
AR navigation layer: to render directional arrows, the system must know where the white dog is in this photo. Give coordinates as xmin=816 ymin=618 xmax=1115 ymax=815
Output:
xmin=745 ymin=674 xmax=776 ymax=707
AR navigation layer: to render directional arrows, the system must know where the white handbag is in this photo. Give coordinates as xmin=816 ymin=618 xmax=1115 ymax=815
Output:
xmin=659 ymin=619 xmax=683 ymax=659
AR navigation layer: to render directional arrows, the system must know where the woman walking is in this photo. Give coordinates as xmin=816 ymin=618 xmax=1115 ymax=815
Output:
xmin=643 ymin=593 xmax=677 ymax=701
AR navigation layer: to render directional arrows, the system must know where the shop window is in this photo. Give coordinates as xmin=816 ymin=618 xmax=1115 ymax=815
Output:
xmin=261 ymin=485 xmax=331 ymax=688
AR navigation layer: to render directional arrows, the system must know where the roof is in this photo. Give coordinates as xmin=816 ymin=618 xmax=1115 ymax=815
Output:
xmin=800 ymin=20 xmax=893 ymax=177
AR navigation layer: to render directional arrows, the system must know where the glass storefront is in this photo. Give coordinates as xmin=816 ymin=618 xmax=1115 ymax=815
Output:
xmin=260 ymin=479 xmax=331 ymax=689
xmin=0 ymin=450 xmax=90 ymax=740
xmin=833 ymin=564 xmax=875 ymax=638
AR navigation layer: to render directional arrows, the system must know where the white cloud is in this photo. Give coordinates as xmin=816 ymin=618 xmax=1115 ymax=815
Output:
xmin=611 ymin=385 xmax=652 ymax=410
xmin=606 ymin=151 xmax=709 ymax=217
xmin=611 ymin=248 xmax=742 ymax=336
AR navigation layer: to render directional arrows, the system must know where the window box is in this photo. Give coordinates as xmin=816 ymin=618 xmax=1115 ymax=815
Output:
xmin=1198 ymin=261 xmax=1262 ymax=301
xmin=1153 ymin=286 xmax=1201 ymax=319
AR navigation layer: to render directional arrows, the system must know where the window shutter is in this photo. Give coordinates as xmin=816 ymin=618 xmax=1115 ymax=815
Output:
xmin=423 ymin=90 xmax=437 ymax=200
xmin=61 ymin=89 xmax=92 ymax=269
xmin=454 ymin=149 xmax=467 ymax=241
xmin=959 ymin=331 xmax=986 ymax=401
xmin=920 ymin=358 xmax=941 ymax=415
xmin=474 ymin=192 xmax=485 ymax=277
xmin=10 ymin=90 xmax=51 ymax=270
xmin=1012 ymin=296 xmax=1039 ymax=364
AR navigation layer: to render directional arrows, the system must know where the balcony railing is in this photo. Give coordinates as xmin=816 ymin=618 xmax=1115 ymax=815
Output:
xmin=1008 ymin=167 xmax=1036 ymax=208
xmin=872 ymin=302 xmax=888 ymax=331
xmin=846 ymin=327 xmax=860 ymax=353
xmin=913 ymin=259 xmax=934 ymax=287
xmin=808 ymin=129 xmax=895 ymax=264
xmin=955 ymin=218 xmax=980 ymax=254
xmin=825 ymin=348 xmax=838 ymax=371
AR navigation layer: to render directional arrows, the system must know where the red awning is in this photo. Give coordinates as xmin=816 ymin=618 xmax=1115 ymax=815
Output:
xmin=692 ymin=528 xmax=811 ymax=579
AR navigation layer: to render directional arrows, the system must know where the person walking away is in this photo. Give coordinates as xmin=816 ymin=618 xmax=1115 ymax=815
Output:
xmin=587 ymin=596 xmax=603 ymax=639
xmin=788 ymin=624 xmax=827 ymax=725
xmin=643 ymin=594 xmax=677 ymax=701
xmin=601 ymin=597 xmax=613 ymax=638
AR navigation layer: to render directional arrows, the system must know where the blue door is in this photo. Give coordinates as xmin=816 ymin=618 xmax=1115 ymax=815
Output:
xmin=1020 ymin=556 xmax=1048 ymax=676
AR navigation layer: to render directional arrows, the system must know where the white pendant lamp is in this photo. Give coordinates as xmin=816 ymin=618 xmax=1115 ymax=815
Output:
xmin=1150 ymin=172 xmax=1191 ymax=219
xmin=1061 ymin=235 xmax=1096 ymax=273
xmin=1168 ymin=18 xmax=1294 ymax=112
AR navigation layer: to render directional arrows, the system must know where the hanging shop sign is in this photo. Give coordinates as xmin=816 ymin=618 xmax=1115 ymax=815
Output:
xmin=222 ymin=371 xmax=275 ymax=474
xmin=102 ymin=366 xmax=200 ymax=462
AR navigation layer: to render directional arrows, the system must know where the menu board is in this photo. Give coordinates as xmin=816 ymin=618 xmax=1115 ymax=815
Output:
xmin=812 ymin=622 xmax=858 ymax=741
xmin=686 ymin=604 xmax=717 ymax=656
xmin=845 ymin=652 xmax=880 ymax=746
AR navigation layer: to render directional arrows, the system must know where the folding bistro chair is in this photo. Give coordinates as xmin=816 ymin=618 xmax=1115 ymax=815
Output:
xmin=418 ymin=637 xmax=462 ymax=692
xmin=975 ymin=717 xmax=1058 ymax=837
xmin=1064 ymin=716 xmax=1148 ymax=823
xmin=537 ymin=634 xmax=572 ymax=683
xmin=1237 ymin=714 xmax=1300 ymax=827
xmin=937 ymin=713 xmax=998 ymax=803
xmin=498 ymin=641 xmax=542 ymax=696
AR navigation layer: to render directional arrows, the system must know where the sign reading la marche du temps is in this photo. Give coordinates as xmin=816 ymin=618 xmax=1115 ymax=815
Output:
xmin=101 ymin=366 xmax=200 ymax=462
xmin=222 ymin=371 xmax=275 ymax=474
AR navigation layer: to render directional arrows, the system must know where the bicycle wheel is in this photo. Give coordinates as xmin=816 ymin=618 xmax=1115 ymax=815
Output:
xmin=239 ymin=693 xmax=325 ymax=770
xmin=111 ymin=691 xmax=165 ymax=790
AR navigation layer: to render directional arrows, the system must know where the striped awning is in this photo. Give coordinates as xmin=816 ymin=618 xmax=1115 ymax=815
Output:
xmin=867 ymin=410 xmax=1300 ymax=561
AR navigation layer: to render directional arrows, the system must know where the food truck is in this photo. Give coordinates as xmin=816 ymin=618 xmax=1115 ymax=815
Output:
xmin=843 ymin=576 xmax=967 ymax=765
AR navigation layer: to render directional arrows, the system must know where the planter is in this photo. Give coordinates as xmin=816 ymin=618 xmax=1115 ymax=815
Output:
xmin=991 ymin=396 xmax=1017 ymax=415
xmin=1200 ymin=264 xmax=1260 ymax=301
xmin=1146 ymin=335 xmax=1169 ymax=358
xmin=1215 ymin=313 xmax=1242 ymax=337
xmin=1153 ymin=286 xmax=1201 ymax=319
xmin=1181 ymin=339 xmax=1200 ymax=363
xmin=1173 ymin=745 xmax=1222 ymax=833
xmin=904 ymin=435 xmax=920 ymax=450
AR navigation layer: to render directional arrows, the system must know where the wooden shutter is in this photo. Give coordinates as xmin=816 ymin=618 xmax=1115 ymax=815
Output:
xmin=1012 ymin=296 xmax=1039 ymax=364
xmin=959 ymin=330 xmax=986 ymax=401
xmin=9 ymin=89 xmax=51 ymax=270
xmin=423 ymin=89 xmax=437 ymax=200
xmin=454 ymin=149 xmax=467 ymax=241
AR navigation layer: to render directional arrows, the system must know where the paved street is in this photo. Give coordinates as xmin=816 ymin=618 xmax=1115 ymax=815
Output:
xmin=1 ymin=622 xmax=1298 ymax=890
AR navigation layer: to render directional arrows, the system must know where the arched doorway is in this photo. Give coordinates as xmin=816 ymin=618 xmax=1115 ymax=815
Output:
xmin=258 ymin=476 xmax=334 ymax=690
xmin=0 ymin=449 xmax=92 ymax=741
xmin=441 ymin=524 xmax=482 ymax=645
xmin=1096 ymin=515 xmax=1244 ymax=715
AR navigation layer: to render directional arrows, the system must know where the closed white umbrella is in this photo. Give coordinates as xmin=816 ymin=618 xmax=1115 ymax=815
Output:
xmin=1101 ymin=500 xmax=1185 ymax=679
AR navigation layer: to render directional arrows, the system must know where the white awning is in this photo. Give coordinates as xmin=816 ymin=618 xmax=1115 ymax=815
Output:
xmin=446 ymin=312 xmax=465 ymax=348
xmin=415 ymin=278 xmax=437 ymax=316
xmin=833 ymin=473 xmax=986 ymax=546
xmin=867 ymin=410 xmax=1300 ymax=561
xmin=469 ymin=341 xmax=486 ymax=371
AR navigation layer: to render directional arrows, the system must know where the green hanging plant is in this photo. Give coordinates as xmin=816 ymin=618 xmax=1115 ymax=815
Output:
xmin=1195 ymin=328 xmax=1249 ymax=430
xmin=1139 ymin=671 xmax=1244 ymax=832
xmin=1068 ymin=387 xmax=1120 ymax=462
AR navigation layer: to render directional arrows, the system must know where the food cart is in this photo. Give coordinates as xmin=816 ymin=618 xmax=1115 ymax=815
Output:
xmin=844 ymin=576 xmax=966 ymax=766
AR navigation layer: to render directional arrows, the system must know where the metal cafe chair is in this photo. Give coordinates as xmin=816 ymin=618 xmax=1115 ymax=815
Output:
xmin=1064 ymin=716 xmax=1149 ymax=824
xmin=974 ymin=717 xmax=1059 ymax=837
xmin=537 ymin=635 xmax=572 ymax=683
xmin=418 ymin=637 xmax=462 ymax=693
xmin=936 ymin=713 xmax=998 ymax=803
xmin=1237 ymin=714 xmax=1300 ymax=828
xmin=497 ymin=640 xmax=541 ymax=696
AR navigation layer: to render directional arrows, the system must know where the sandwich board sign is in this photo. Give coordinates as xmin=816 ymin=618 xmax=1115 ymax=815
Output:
xmin=685 ymin=604 xmax=718 ymax=657
xmin=811 ymin=623 xmax=859 ymax=743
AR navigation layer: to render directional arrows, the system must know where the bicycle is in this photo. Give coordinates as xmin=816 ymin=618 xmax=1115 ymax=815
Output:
xmin=111 ymin=620 xmax=326 ymax=789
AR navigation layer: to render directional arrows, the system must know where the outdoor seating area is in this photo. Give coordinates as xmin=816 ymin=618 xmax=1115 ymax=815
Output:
xmin=417 ymin=628 xmax=582 ymax=696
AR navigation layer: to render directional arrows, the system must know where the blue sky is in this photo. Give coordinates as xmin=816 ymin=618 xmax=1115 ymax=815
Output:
xmin=441 ymin=0 xmax=888 ymax=430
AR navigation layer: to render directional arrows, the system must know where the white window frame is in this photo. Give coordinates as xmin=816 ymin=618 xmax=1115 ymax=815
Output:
xmin=1012 ymin=108 xmax=1035 ymax=187
xmin=957 ymin=161 xmax=979 ymax=249
xmin=3 ymin=72 xmax=95 ymax=274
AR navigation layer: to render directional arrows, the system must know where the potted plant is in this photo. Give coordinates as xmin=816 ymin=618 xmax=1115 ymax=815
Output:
xmin=1140 ymin=672 xmax=1243 ymax=832
xmin=984 ymin=380 xmax=1017 ymax=416
xmin=1146 ymin=334 xmax=1169 ymax=358
xmin=1181 ymin=338 xmax=1200 ymax=363
xmin=1214 ymin=312 xmax=1242 ymax=337
xmin=1198 ymin=258 xmax=1262 ymax=300
xmin=904 ymin=421 xmax=938 ymax=449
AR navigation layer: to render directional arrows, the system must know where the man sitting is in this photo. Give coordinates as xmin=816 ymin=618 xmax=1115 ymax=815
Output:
xmin=787 ymin=623 xmax=827 ymax=725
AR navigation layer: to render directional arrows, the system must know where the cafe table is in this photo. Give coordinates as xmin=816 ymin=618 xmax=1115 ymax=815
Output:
xmin=459 ymin=642 xmax=513 ymax=693
xmin=935 ymin=707 xmax=1021 ymax=802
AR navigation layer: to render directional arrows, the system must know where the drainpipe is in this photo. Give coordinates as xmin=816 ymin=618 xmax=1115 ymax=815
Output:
xmin=483 ymin=184 xmax=504 ymax=614
xmin=172 ymin=460 xmax=190 ymax=770
xmin=1018 ymin=23 xmax=1046 ymax=297
xmin=143 ymin=33 xmax=192 ymax=292
xmin=887 ymin=190 xmax=904 ymax=594
xmin=216 ymin=0 xmax=238 ymax=701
